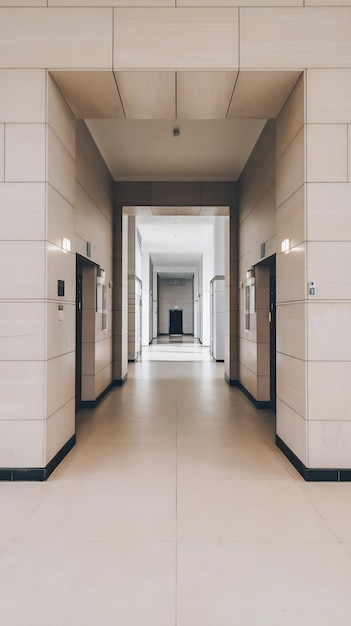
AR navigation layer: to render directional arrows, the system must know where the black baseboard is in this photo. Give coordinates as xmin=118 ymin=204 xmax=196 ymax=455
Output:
xmin=0 ymin=434 xmax=76 ymax=482
xmin=276 ymin=435 xmax=351 ymax=482
xmin=114 ymin=374 xmax=128 ymax=387
xmin=225 ymin=376 xmax=272 ymax=409
xmin=79 ymin=376 xmax=128 ymax=409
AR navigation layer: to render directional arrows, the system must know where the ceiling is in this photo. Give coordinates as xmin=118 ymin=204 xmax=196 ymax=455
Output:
xmin=51 ymin=69 xmax=301 ymax=182
xmin=51 ymin=69 xmax=300 ymax=269
xmin=137 ymin=215 xmax=218 ymax=270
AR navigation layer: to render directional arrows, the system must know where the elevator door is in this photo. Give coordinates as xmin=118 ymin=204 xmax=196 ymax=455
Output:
xmin=269 ymin=263 xmax=276 ymax=412
xmin=75 ymin=259 xmax=83 ymax=410
xmin=169 ymin=309 xmax=183 ymax=335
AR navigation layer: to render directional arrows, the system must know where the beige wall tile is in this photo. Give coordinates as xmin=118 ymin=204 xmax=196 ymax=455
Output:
xmin=257 ymin=341 xmax=270 ymax=377
xmin=239 ymin=362 xmax=257 ymax=399
xmin=308 ymin=302 xmax=351 ymax=361
xmin=81 ymin=374 xmax=95 ymax=401
xmin=308 ymin=242 xmax=351 ymax=300
xmin=239 ymin=121 xmax=275 ymax=224
xmin=257 ymin=375 xmax=270 ymax=401
xmin=276 ymin=302 xmax=306 ymax=360
xmin=76 ymin=121 xmax=113 ymax=223
xmin=0 ymin=67 xmax=45 ymax=130
xmin=46 ymin=302 xmax=75 ymax=360
xmin=180 ymin=0 xmax=302 ymax=4
xmin=349 ymin=125 xmax=351 ymax=182
xmin=178 ymin=71 xmax=237 ymax=119
xmin=47 ymin=127 xmax=76 ymax=207
xmin=276 ymin=127 xmax=305 ymax=208
xmin=229 ymin=70 xmax=301 ymax=120
xmin=45 ymin=398 xmax=75 ymax=465
xmin=307 ymin=69 xmax=351 ymax=123
xmin=0 ymin=361 xmax=45 ymax=420
xmin=0 ymin=8 xmax=112 ymax=69
xmin=0 ymin=241 xmax=45 ymax=299
xmin=0 ymin=69 xmax=45 ymax=123
xmin=46 ymin=242 xmax=75 ymax=302
xmin=48 ymin=74 xmax=75 ymax=160
xmin=46 ymin=352 xmax=75 ymax=418
xmin=95 ymin=363 xmax=113 ymax=397
xmin=0 ymin=419 xmax=44 ymax=467
xmin=307 ymin=183 xmax=351 ymax=241
xmin=82 ymin=342 xmax=95 ymax=377
xmin=114 ymin=8 xmax=238 ymax=70
xmin=276 ymin=74 xmax=304 ymax=161
xmin=5 ymin=123 xmax=46 ymax=182
xmin=0 ymin=182 xmax=45 ymax=240
xmin=240 ymin=336 xmax=257 ymax=375
xmin=306 ymin=0 xmax=351 ymax=4
xmin=276 ymin=185 xmax=305 ymax=250
xmin=116 ymin=71 xmax=175 ymax=119
xmin=309 ymin=421 xmax=351 ymax=468
xmin=47 ymin=185 xmax=75 ymax=248
xmin=0 ymin=303 xmax=45 ymax=360
xmin=51 ymin=70 xmax=124 ymax=119
xmin=95 ymin=336 xmax=113 ymax=374
xmin=76 ymin=185 xmax=112 ymax=266
xmin=276 ymin=244 xmax=306 ymax=303
xmin=50 ymin=0 xmax=174 ymax=4
xmin=276 ymin=352 xmax=306 ymax=418
xmin=0 ymin=124 xmax=3 ymax=181
xmin=276 ymin=398 xmax=307 ymax=465
xmin=0 ymin=1 xmax=46 ymax=4
xmin=240 ymin=8 xmax=351 ymax=69
xmin=306 ymin=124 xmax=347 ymax=182
xmin=308 ymin=361 xmax=351 ymax=422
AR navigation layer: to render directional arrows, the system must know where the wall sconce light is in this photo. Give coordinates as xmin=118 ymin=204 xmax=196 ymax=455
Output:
xmin=281 ymin=238 xmax=290 ymax=253
xmin=62 ymin=237 xmax=71 ymax=253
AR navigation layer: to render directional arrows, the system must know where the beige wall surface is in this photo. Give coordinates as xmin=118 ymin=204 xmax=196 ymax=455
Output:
xmin=1 ymin=3 xmax=351 ymax=471
xmin=76 ymin=119 xmax=114 ymax=402
xmin=238 ymin=120 xmax=276 ymax=402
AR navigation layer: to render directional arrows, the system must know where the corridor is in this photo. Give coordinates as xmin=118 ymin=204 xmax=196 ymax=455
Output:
xmin=1 ymin=355 xmax=351 ymax=625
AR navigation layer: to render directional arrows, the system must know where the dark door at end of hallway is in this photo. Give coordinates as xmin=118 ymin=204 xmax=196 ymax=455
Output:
xmin=169 ymin=309 xmax=183 ymax=335
xmin=76 ymin=258 xmax=83 ymax=410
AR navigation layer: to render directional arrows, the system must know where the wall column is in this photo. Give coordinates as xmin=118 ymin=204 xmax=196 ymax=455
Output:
xmin=0 ymin=71 xmax=76 ymax=478
xmin=225 ymin=206 xmax=239 ymax=382
xmin=113 ymin=206 xmax=128 ymax=383
xmin=304 ymin=70 xmax=351 ymax=473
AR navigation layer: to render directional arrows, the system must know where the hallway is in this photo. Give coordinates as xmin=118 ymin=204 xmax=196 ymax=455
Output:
xmin=1 ymin=359 xmax=351 ymax=625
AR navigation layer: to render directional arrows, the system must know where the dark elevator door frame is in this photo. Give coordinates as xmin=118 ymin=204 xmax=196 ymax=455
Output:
xmin=75 ymin=257 xmax=83 ymax=410
xmin=256 ymin=254 xmax=276 ymax=412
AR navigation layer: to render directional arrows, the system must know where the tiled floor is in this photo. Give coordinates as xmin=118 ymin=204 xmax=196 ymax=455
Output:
xmin=2 ymin=348 xmax=351 ymax=624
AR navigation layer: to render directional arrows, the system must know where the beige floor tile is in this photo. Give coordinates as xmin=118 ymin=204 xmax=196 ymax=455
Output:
xmin=18 ymin=474 xmax=176 ymax=542
xmin=0 ymin=483 xmax=50 ymax=541
xmin=298 ymin=482 xmax=351 ymax=542
xmin=177 ymin=542 xmax=351 ymax=626
xmin=88 ymin=415 xmax=176 ymax=445
xmin=177 ymin=476 xmax=336 ymax=543
xmin=177 ymin=441 xmax=291 ymax=481
xmin=0 ymin=541 xmax=176 ymax=626
xmin=4 ymin=347 xmax=351 ymax=626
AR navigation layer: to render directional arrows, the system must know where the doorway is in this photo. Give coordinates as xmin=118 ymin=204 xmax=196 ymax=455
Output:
xmin=169 ymin=308 xmax=183 ymax=335
xmin=75 ymin=254 xmax=97 ymax=410
xmin=256 ymin=254 xmax=276 ymax=411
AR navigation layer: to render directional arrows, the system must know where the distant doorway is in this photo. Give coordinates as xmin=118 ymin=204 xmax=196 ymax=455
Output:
xmin=169 ymin=308 xmax=183 ymax=335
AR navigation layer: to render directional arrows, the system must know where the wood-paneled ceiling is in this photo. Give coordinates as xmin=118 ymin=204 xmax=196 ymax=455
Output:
xmin=51 ymin=69 xmax=301 ymax=181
